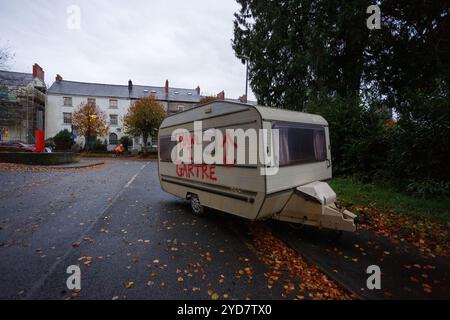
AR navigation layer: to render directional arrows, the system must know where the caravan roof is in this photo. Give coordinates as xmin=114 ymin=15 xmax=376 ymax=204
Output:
xmin=160 ymin=101 xmax=328 ymax=129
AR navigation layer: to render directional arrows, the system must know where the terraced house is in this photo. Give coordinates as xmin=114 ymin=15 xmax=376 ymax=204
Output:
xmin=46 ymin=76 xmax=202 ymax=151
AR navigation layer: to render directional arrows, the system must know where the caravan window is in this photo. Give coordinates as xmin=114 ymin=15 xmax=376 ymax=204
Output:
xmin=273 ymin=122 xmax=327 ymax=166
xmin=159 ymin=136 xmax=178 ymax=162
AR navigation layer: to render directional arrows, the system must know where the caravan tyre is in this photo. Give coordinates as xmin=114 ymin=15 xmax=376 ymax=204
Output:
xmin=190 ymin=195 xmax=205 ymax=217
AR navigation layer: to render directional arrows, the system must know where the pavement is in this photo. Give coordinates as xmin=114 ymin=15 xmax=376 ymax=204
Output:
xmin=0 ymin=159 xmax=449 ymax=300
xmin=46 ymin=160 xmax=105 ymax=169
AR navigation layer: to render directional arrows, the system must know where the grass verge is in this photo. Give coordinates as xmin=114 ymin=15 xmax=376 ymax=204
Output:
xmin=330 ymin=177 xmax=450 ymax=224
xmin=330 ymin=176 xmax=450 ymax=258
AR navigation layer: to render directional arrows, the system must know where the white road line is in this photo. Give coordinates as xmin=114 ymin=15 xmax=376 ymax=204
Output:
xmin=124 ymin=162 xmax=150 ymax=189
xmin=124 ymin=173 xmax=139 ymax=189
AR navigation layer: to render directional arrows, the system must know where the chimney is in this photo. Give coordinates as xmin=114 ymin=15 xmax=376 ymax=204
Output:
xmin=195 ymin=86 xmax=201 ymax=95
xmin=55 ymin=74 xmax=63 ymax=82
xmin=32 ymin=64 xmax=45 ymax=82
xmin=217 ymin=91 xmax=225 ymax=100
xmin=128 ymin=80 xmax=133 ymax=93
xmin=165 ymin=80 xmax=169 ymax=97
xmin=238 ymin=94 xmax=248 ymax=103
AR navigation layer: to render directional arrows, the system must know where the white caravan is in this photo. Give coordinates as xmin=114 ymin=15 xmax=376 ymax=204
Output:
xmin=158 ymin=101 xmax=356 ymax=232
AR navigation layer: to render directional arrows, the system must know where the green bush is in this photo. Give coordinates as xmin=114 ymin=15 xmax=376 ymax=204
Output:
xmin=45 ymin=138 xmax=55 ymax=149
xmin=306 ymin=86 xmax=449 ymax=197
xmin=387 ymin=81 xmax=450 ymax=186
xmin=120 ymin=136 xmax=132 ymax=151
xmin=53 ymin=130 xmax=74 ymax=151
xmin=406 ymin=180 xmax=450 ymax=198
xmin=307 ymin=96 xmax=390 ymax=181
xmin=92 ymin=139 xmax=107 ymax=152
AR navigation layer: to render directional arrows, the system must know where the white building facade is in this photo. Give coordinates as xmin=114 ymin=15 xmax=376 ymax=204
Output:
xmin=46 ymin=76 xmax=202 ymax=151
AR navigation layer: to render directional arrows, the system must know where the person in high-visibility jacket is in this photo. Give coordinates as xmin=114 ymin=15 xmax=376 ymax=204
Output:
xmin=115 ymin=144 xmax=124 ymax=157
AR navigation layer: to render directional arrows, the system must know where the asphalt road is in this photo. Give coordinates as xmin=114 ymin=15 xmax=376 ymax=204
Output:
xmin=0 ymin=160 xmax=282 ymax=300
xmin=0 ymin=159 xmax=449 ymax=300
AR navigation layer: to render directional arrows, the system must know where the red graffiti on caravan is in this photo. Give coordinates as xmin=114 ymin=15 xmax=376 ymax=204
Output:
xmin=176 ymin=164 xmax=218 ymax=182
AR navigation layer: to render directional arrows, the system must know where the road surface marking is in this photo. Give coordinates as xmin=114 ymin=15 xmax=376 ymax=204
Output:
xmin=124 ymin=162 xmax=149 ymax=189
xmin=124 ymin=173 xmax=139 ymax=188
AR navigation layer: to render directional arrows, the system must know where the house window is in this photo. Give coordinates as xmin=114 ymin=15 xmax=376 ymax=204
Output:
xmin=110 ymin=114 xmax=118 ymax=126
xmin=109 ymin=133 xmax=118 ymax=145
xmin=87 ymin=98 xmax=96 ymax=105
xmin=177 ymin=105 xmax=185 ymax=112
xmin=109 ymin=99 xmax=118 ymax=109
xmin=63 ymin=97 xmax=73 ymax=106
xmin=63 ymin=113 xmax=72 ymax=125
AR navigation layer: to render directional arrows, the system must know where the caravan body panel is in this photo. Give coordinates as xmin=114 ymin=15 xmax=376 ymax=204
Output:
xmin=159 ymin=102 xmax=265 ymax=220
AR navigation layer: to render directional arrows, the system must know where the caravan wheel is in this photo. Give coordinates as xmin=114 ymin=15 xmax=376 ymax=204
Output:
xmin=190 ymin=195 xmax=205 ymax=217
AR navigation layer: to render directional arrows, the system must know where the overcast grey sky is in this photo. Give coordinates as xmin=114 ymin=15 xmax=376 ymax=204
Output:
xmin=0 ymin=0 xmax=255 ymax=100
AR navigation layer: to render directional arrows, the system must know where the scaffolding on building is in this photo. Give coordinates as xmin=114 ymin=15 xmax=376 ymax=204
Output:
xmin=0 ymin=85 xmax=46 ymax=144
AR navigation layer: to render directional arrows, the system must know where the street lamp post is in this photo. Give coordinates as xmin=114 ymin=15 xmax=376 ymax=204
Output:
xmin=245 ymin=59 xmax=249 ymax=103
xmin=238 ymin=55 xmax=250 ymax=103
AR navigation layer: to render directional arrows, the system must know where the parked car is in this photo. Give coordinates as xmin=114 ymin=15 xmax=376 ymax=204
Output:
xmin=0 ymin=141 xmax=37 ymax=153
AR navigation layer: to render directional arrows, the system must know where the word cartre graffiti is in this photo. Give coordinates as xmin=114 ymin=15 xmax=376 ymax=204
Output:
xmin=176 ymin=164 xmax=218 ymax=182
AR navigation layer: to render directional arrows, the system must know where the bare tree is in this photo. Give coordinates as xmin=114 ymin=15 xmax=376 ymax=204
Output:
xmin=0 ymin=45 xmax=15 ymax=70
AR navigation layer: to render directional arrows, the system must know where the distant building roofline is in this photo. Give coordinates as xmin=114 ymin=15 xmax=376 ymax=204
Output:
xmin=47 ymin=78 xmax=202 ymax=103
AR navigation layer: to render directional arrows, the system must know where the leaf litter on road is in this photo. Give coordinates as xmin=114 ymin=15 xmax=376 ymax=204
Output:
xmin=353 ymin=205 xmax=450 ymax=258
xmin=249 ymin=223 xmax=353 ymax=300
